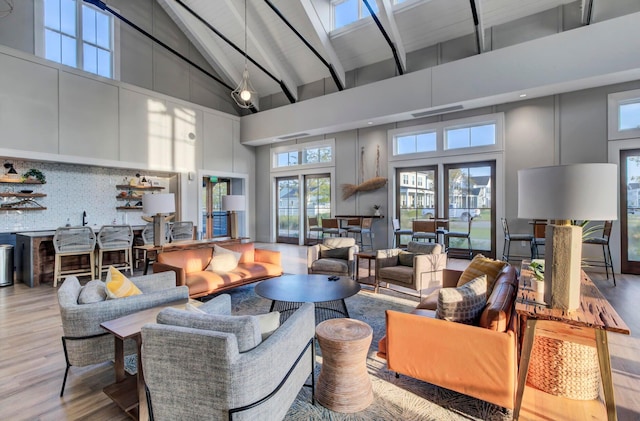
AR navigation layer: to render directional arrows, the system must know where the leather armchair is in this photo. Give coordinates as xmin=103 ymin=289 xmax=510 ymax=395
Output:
xmin=307 ymin=237 xmax=359 ymax=278
xmin=375 ymin=241 xmax=446 ymax=294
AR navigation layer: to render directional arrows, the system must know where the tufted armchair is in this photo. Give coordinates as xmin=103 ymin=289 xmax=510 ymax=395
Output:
xmin=375 ymin=241 xmax=447 ymax=295
xmin=57 ymin=271 xmax=188 ymax=396
xmin=307 ymin=237 xmax=359 ymax=278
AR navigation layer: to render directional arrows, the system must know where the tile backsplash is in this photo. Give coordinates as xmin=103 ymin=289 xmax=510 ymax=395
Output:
xmin=0 ymin=159 xmax=172 ymax=232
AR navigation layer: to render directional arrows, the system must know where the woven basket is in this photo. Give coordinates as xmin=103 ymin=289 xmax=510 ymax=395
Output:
xmin=527 ymin=336 xmax=600 ymax=400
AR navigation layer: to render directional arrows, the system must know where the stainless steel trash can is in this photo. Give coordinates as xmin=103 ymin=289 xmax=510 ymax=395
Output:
xmin=0 ymin=244 xmax=14 ymax=287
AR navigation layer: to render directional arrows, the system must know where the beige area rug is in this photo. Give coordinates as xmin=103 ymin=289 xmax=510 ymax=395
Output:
xmin=217 ymin=283 xmax=512 ymax=421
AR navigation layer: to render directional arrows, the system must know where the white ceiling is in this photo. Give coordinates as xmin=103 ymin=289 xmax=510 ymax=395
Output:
xmin=156 ymin=0 xmax=624 ymax=109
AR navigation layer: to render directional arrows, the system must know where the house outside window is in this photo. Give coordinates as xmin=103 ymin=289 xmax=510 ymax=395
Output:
xmin=36 ymin=0 xmax=118 ymax=79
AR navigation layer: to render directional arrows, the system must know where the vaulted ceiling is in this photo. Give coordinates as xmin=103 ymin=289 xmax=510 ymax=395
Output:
xmin=155 ymin=0 xmax=619 ymax=111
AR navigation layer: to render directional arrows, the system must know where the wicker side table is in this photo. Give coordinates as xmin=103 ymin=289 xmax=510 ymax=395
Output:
xmin=315 ymin=318 xmax=373 ymax=413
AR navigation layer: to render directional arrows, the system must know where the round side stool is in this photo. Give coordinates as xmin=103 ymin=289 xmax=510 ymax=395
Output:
xmin=315 ymin=318 xmax=373 ymax=413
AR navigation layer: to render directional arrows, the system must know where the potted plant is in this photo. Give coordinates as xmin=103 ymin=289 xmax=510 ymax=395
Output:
xmin=22 ymin=169 xmax=46 ymax=184
xmin=529 ymin=259 xmax=545 ymax=294
xmin=373 ymin=204 xmax=381 ymax=216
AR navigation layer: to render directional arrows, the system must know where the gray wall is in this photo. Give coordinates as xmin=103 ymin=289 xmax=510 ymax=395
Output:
xmin=0 ymin=0 xmax=239 ymax=115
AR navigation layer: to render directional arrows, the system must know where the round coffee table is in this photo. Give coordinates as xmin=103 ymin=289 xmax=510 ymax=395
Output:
xmin=254 ymin=274 xmax=361 ymax=323
xmin=315 ymin=318 xmax=373 ymax=413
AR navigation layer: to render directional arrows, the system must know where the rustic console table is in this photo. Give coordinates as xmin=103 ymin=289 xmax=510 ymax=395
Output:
xmin=514 ymin=265 xmax=630 ymax=420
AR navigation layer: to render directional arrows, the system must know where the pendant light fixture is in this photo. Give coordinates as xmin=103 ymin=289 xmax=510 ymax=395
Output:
xmin=231 ymin=0 xmax=256 ymax=109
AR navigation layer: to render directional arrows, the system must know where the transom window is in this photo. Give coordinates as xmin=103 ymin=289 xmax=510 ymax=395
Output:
xmin=445 ymin=122 xmax=496 ymax=150
xmin=273 ymin=141 xmax=334 ymax=170
xmin=619 ymin=100 xmax=640 ymax=131
xmin=397 ymin=131 xmax=437 ymax=154
xmin=37 ymin=0 xmax=116 ymax=79
xmin=332 ymin=0 xmax=379 ymax=30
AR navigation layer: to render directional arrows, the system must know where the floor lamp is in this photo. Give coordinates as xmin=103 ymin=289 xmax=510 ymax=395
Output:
xmin=142 ymin=193 xmax=175 ymax=246
xmin=222 ymin=195 xmax=245 ymax=239
xmin=518 ymin=163 xmax=617 ymax=310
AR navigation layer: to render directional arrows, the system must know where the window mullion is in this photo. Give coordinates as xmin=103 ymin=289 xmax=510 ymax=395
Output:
xmin=76 ymin=1 xmax=83 ymax=70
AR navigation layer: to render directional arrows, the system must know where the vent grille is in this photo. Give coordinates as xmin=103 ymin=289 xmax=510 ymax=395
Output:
xmin=412 ymin=105 xmax=464 ymax=118
xmin=278 ymin=133 xmax=310 ymax=140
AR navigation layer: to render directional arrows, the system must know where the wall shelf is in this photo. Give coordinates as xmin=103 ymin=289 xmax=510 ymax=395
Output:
xmin=116 ymin=206 xmax=143 ymax=211
xmin=115 ymin=185 xmax=164 ymax=190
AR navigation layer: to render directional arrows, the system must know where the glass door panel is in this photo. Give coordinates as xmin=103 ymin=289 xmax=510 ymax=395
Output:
xmin=444 ymin=162 xmax=495 ymax=258
xmin=201 ymin=177 xmax=229 ymax=239
xmin=621 ymin=149 xmax=640 ymax=273
xmin=277 ymin=177 xmax=300 ymax=244
xmin=304 ymin=174 xmax=331 ymax=245
xmin=396 ymin=166 xmax=437 ymax=246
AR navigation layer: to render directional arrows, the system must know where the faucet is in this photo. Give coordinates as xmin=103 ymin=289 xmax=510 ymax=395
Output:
xmin=82 ymin=211 xmax=87 ymax=226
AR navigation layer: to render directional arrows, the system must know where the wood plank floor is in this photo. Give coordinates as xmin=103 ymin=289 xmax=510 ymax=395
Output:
xmin=0 ymin=243 xmax=638 ymax=420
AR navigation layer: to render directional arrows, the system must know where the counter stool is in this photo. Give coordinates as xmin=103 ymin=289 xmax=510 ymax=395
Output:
xmin=53 ymin=226 xmax=96 ymax=287
xmin=348 ymin=217 xmax=373 ymax=251
xmin=412 ymin=220 xmax=437 ymax=243
xmin=392 ymin=218 xmax=412 ymax=248
xmin=96 ymin=225 xmax=134 ymax=278
xmin=307 ymin=217 xmax=323 ymax=244
xmin=501 ymin=218 xmax=535 ymax=263
xmin=321 ymin=218 xmax=346 ymax=238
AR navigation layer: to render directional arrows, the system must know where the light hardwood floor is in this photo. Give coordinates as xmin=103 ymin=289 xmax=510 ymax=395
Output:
xmin=0 ymin=243 xmax=638 ymax=420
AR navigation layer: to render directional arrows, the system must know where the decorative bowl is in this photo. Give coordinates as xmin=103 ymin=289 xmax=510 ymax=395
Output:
xmin=20 ymin=190 xmax=33 ymax=194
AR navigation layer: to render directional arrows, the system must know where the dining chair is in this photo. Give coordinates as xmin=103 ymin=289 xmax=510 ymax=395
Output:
xmin=170 ymin=221 xmax=194 ymax=242
xmin=412 ymin=220 xmax=437 ymax=243
xmin=444 ymin=216 xmax=475 ymax=259
xmin=348 ymin=217 xmax=373 ymax=250
xmin=321 ymin=218 xmax=346 ymax=238
xmin=53 ymin=226 xmax=96 ymax=287
xmin=583 ymin=220 xmax=615 ymax=286
xmin=96 ymin=225 xmax=134 ymax=278
xmin=392 ymin=218 xmax=413 ymax=247
xmin=307 ymin=216 xmax=324 ymax=244
xmin=501 ymin=218 xmax=534 ymax=263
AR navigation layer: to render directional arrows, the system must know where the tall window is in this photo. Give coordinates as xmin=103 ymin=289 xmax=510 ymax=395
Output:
xmin=38 ymin=0 xmax=116 ymax=78
xmin=332 ymin=0 xmax=379 ymax=30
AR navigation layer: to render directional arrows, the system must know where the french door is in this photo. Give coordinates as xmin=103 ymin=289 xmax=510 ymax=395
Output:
xmin=620 ymin=149 xmax=640 ymax=273
xmin=443 ymin=161 xmax=496 ymax=258
xmin=396 ymin=166 xmax=437 ymax=246
xmin=304 ymin=174 xmax=331 ymax=245
xmin=201 ymin=177 xmax=230 ymax=239
xmin=276 ymin=177 xmax=300 ymax=244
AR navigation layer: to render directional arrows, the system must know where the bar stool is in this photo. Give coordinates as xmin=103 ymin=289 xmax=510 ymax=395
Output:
xmin=348 ymin=217 xmax=373 ymax=250
xmin=392 ymin=218 xmax=412 ymax=247
xmin=53 ymin=226 xmax=96 ymax=287
xmin=96 ymin=225 xmax=134 ymax=278
xmin=170 ymin=221 xmax=194 ymax=242
xmin=532 ymin=219 xmax=547 ymax=258
xmin=321 ymin=218 xmax=346 ymax=238
xmin=444 ymin=216 xmax=475 ymax=259
xmin=583 ymin=220 xmax=616 ymax=286
xmin=307 ymin=217 xmax=323 ymax=244
xmin=412 ymin=220 xmax=437 ymax=243
xmin=501 ymin=218 xmax=534 ymax=263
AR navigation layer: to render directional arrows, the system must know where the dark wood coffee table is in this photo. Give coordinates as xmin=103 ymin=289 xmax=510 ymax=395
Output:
xmin=255 ymin=274 xmax=361 ymax=324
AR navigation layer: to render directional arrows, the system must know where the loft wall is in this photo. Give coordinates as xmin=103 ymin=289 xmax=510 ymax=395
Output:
xmin=0 ymin=0 xmax=238 ymax=115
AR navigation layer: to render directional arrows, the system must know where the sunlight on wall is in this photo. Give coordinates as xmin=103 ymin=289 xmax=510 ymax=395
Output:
xmin=147 ymin=99 xmax=173 ymax=170
xmin=173 ymin=106 xmax=197 ymax=172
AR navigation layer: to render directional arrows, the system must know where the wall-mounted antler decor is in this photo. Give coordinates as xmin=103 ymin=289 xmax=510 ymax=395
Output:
xmin=341 ymin=145 xmax=387 ymax=200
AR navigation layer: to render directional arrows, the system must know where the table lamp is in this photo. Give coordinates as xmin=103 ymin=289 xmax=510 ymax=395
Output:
xmin=222 ymin=195 xmax=245 ymax=239
xmin=142 ymin=193 xmax=176 ymax=246
xmin=518 ymin=163 xmax=617 ymax=311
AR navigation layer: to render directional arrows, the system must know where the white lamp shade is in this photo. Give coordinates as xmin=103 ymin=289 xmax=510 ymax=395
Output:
xmin=518 ymin=163 xmax=618 ymax=221
xmin=222 ymin=195 xmax=246 ymax=212
xmin=142 ymin=193 xmax=176 ymax=215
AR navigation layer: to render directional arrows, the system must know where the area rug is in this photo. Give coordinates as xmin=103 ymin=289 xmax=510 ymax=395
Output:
xmin=218 ymin=284 xmax=512 ymax=421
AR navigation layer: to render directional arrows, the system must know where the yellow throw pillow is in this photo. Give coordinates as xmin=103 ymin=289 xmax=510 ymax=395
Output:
xmin=105 ymin=266 xmax=142 ymax=299
xmin=457 ymin=254 xmax=507 ymax=293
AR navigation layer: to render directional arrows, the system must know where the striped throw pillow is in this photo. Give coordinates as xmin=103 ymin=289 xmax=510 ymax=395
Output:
xmin=105 ymin=266 xmax=142 ymax=299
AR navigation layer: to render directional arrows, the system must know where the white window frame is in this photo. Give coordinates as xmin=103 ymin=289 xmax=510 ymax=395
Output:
xmin=330 ymin=0 xmax=379 ymax=33
xmin=34 ymin=0 xmax=120 ymax=80
xmin=608 ymin=89 xmax=640 ymax=140
xmin=271 ymin=139 xmax=335 ymax=172
xmin=388 ymin=113 xmax=504 ymax=161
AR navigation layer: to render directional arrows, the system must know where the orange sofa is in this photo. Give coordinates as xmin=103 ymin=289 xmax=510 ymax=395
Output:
xmin=152 ymin=242 xmax=283 ymax=298
xmin=377 ymin=264 xmax=518 ymax=409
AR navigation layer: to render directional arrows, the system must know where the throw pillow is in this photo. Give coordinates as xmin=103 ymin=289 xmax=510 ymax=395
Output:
xmin=256 ymin=311 xmax=281 ymax=340
xmin=157 ymin=308 xmax=262 ymax=352
xmin=436 ymin=275 xmax=487 ymax=324
xmin=105 ymin=266 xmax=142 ymax=299
xmin=206 ymin=245 xmax=242 ymax=274
xmin=77 ymin=279 xmax=107 ymax=304
xmin=457 ymin=254 xmax=507 ymax=293
xmin=398 ymin=251 xmax=416 ymax=267
xmin=319 ymin=246 xmax=351 ymax=260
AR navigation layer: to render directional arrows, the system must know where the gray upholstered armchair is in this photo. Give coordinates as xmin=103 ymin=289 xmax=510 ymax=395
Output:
xmin=57 ymin=272 xmax=188 ymax=396
xmin=307 ymin=237 xmax=359 ymax=278
xmin=141 ymin=297 xmax=316 ymax=421
xmin=375 ymin=241 xmax=447 ymax=294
